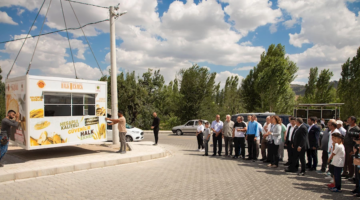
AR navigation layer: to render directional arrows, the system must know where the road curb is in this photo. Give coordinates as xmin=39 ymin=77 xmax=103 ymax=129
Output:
xmin=143 ymin=131 xmax=173 ymax=134
xmin=0 ymin=149 xmax=170 ymax=183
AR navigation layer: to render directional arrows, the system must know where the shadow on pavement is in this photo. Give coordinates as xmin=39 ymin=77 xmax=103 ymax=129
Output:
xmin=184 ymin=150 xmax=355 ymax=199
xmin=238 ymin=159 xmax=355 ymax=199
xmin=7 ymin=146 xmax=96 ymax=161
xmin=4 ymin=145 xmax=120 ymax=165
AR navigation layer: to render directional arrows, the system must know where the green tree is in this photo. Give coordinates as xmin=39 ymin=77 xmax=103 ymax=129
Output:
xmin=219 ymin=76 xmax=244 ymax=115
xmin=303 ymin=67 xmax=318 ymax=103
xmin=137 ymin=69 xmax=165 ymax=129
xmin=155 ymin=79 xmax=182 ymax=129
xmin=245 ymin=44 xmax=298 ymax=113
xmin=315 ymin=69 xmax=334 ymax=103
xmin=177 ymin=64 xmax=217 ymax=123
xmin=338 ymin=47 xmax=360 ymax=118
xmin=102 ymin=69 xmax=165 ymax=129
xmin=239 ymin=68 xmax=260 ymax=112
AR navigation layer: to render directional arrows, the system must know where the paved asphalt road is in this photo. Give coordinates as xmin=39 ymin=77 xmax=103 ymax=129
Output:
xmin=1 ymin=134 xmax=357 ymax=200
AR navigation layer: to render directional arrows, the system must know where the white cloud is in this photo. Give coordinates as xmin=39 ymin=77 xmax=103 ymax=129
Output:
xmin=279 ymin=0 xmax=360 ymax=48
xmin=31 ymin=26 xmax=37 ymax=31
xmin=221 ymin=0 xmax=282 ymax=36
xmin=279 ymin=0 xmax=360 ymax=85
xmin=0 ymin=11 xmax=18 ymax=25
xmin=17 ymin=8 xmax=25 ymax=16
xmin=0 ymin=0 xmax=42 ymax=11
xmin=9 ymin=0 xmax=354 ymax=87
xmin=105 ymin=48 xmax=192 ymax=83
xmin=282 ymin=18 xmax=298 ymax=29
xmin=269 ymin=23 xmax=277 ymax=34
xmin=215 ymin=71 xmax=243 ymax=89
xmin=0 ymin=34 xmax=95 ymax=79
xmin=233 ymin=66 xmax=254 ymax=71
xmin=240 ymin=41 xmax=252 ymax=46
xmin=202 ymin=66 xmax=210 ymax=71
xmin=0 ymin=0 xmax=272 ymax=83
xmin=46 ymin=62 xmax=101 ymax=79
xmin=288 ymin=45 xmax=358 ymax=82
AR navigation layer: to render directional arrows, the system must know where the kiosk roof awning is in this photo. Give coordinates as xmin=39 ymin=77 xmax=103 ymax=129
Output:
xmin=294 ymin=103 xmax=344 ymax=107
xmin=42 ymin=89 xmax=99 ymax=94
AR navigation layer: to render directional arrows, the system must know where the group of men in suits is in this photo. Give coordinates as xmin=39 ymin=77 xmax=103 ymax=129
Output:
xmin=284 ymin=116 xmax=321 ymax=175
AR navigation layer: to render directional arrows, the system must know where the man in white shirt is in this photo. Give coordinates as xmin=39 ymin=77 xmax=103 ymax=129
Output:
xmin=286 ymin=116 xmax=292 ymax=130
xmin=336 ymin=120 xmax=346 ymax=137
xmin=223 ymin=115 xmax=234 ymax=156
xmin=211 ymin=115 xmax=224 ymax=156
xmin=254 ymin=116 xmax=262 ymax=159
xmin=284 ymin=117 xmax=296 ymax=166
xmin=260 ymin=116 xmax=271 ymax=161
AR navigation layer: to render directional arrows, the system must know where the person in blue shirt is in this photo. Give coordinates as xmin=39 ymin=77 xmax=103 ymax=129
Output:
xmin=246 ymin=115 xmax=260 ymax=161
xmin=211 ymin=115 xmax=223 ymax=156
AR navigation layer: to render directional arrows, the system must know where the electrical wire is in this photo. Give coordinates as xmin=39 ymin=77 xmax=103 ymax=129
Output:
xmin=0 ymin=19 xmax=109 ymax=44
xmin=68 ymin=0 xmax=104 ymax=76
xmin=64 ymin=0 xmax=108 ymax=9
xmin=60 ymin=0 xmax=78 ymax=79
xmin=26 ymin=0 xmax=53 ymax=75
xmin=6 ymin=0 xmax=46 ymax=79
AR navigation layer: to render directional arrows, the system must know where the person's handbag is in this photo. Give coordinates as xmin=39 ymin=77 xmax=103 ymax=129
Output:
xmin=0 ymin=136 xmax=9 ymax=145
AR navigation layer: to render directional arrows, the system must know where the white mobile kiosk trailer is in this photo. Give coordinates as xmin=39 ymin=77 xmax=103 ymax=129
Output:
xmin=5 ymin=75 xmax=108 ymax=150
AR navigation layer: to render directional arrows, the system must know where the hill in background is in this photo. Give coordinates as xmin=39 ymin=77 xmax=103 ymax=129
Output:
xmin=290 ymin=81 xmax=338 ymax=96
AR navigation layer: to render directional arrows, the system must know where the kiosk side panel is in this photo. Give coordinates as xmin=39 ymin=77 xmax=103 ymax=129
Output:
xmin=5 ymin=78 xmax=27 ymax=148
xmin=27 ymin=77 xmax=107 ymax=150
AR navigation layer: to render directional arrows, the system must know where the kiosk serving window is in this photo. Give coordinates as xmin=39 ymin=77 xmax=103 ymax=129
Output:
xmin=44 ymin=93 xmax=95 ymax=117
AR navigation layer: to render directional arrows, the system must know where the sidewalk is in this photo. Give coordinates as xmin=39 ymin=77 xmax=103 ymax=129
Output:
xmin=0 ymin=141 xmax=169 ymax=183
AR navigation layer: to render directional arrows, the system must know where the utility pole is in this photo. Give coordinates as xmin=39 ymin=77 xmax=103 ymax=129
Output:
xmin=109 ymin=5 xmax=119 ymax=145
xmin=109 ymin=4 xmax=127 ymax=145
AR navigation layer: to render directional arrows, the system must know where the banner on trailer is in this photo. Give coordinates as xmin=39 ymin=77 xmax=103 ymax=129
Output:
xmin=5 ymin=80 xmax=27 ymax=148
xmin=27 ymin=77 xmax=107 ymax=149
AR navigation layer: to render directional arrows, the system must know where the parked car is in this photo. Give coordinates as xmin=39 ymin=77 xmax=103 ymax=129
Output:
xmin=231 ymin=113 xmax=290 ymax=125
xmin=106 ymin=122 xmax=144 ymax=142
xmin=172 ymin=119 xmax=209 ymax=135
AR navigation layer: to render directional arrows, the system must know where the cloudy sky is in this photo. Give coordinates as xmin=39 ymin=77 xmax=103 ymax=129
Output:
xmin=0 ymin=0 xmax=359 ymax=87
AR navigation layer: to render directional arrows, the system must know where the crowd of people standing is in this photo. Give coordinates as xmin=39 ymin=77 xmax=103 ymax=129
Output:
xmin=195 ymin=114 xmax=360 ymax=195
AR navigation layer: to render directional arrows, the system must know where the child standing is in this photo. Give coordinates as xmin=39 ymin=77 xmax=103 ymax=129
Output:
xmin=328 ymin=132 xmax=345 ymax=192
xmin=203 ymin=122 xmax=211 ymax=156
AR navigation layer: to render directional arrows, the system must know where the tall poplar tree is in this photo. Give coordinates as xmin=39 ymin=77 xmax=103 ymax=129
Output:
xmin=338 ymin=47 xmax=360 ymax=118
xmin=303 ymin=67 xmax=318 ymax=103
xmin=240 ymin=44 xmax=298 ymax=113
xmin=315 ymin=69 xmax=334 ymax=103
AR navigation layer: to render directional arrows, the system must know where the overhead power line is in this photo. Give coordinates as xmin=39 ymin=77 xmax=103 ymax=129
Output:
xmin=6 ymin=0 xmax=46 ymax=79
xmin=68 ymin=0 xmax=104 ymax=76
xmin=60 ymin=0 xmax=78 ymax=79
xmin=0 ymin=19 xmax=109 ymax=44
xmin=26 ymin=0 xmax=53 ymax=75
xmin=64 ymin=0 xmax=108 ymax=9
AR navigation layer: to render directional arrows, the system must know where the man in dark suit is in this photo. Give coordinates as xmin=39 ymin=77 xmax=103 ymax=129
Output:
xmin=151 ymin=112 xmax=160 ymax=145
xmin=306 ymin=117 xmax=321 ymax=171
xmin=284 ymin=117 xmax=296 ymax=166
xmin=285 ymin=118 xmax=308 ymax=176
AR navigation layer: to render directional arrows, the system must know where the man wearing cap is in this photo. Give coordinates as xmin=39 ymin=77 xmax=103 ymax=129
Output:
xmin=337 ymin=120 xmax=346 ymax=137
